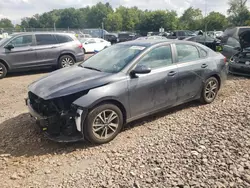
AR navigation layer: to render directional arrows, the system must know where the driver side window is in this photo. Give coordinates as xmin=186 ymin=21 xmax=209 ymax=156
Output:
xmin=9 ymin=35 xmax=32 ymax=47
xmin=137 ymin=45 xmax=173 ymax=69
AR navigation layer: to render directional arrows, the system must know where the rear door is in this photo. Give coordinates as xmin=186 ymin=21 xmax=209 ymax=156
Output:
xmin=174 ymin=43 xmax=209 ymax=103
xmin=34 ymin=34 xmax=60 ymax=66
xmin=3 ymin=34 xmax=37 ymax=69
xmin=222 ymin=37 xmax=240 ymax=59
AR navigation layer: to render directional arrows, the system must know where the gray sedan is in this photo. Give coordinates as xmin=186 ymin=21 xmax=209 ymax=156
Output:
xmin=27 ymin=40 xmax=228 ymax=144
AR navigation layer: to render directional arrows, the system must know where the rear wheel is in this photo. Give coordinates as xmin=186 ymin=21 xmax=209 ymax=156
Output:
xmin=84 ymin=103 xmax=123 ymax=144
xmin=58 ymin=55 xmax=75 ymax=68
xmin=200 ymin=77 xmax=219 ymax=104
xmin=0 ymin=62 xmax=7 ymax=79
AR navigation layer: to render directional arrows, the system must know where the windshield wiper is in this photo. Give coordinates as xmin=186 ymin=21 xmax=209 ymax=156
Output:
xmin=83 ymin=66 xmax=102 ymax=72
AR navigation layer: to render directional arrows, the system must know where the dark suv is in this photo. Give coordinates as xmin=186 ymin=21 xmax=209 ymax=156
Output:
xmin=0 ymin=32 xmax=84 ymax=78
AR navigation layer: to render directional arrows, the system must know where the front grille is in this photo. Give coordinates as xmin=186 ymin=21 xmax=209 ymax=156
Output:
xmin=28 ymin=92 xmax=58 ymax=116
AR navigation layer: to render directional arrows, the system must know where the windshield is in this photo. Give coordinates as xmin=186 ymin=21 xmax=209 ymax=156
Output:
xmin=80 ymin=44 xmax=146 ymax=73
xmin=0 ymin=35 xmax=13 ymax=45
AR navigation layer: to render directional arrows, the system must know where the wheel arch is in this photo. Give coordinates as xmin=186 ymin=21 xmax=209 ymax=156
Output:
xmin=89 ymin=99 xmax=127 ymax=124
xmin=206 ymin=74 xmax=221 ymax=90
xmin=0 ymin=59 xmax=10 ymax=70
xmin=58 ymin=53 xmax=76 ymax=63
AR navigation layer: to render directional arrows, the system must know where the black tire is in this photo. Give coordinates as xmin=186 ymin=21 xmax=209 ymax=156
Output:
xmin=84 ymin=103 xmax=123 ymax=144
xmin=58 ymin=55 xmax=75 ymax=68
xmin=83 ymin=48 xmax=86 ymax=54
xmin=200 ymin=77 xmax=219 ymax=104
xmin=0 ymin=62 xmax=7 ymax=79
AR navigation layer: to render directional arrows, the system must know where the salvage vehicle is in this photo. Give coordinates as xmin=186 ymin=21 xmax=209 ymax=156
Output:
xmin=221 ymin=26 xmax=250 ymax=59
xmin=184 ymin=35 xmax=221 ymax=51
xmin=27 ymin=40 xmax=227 ymax=144
xmin=0 ymin=32 xmax=84 ymax=79
xmin=228 ymin=30 xmax=250 ymax=76
xmin=167 ymin=30 xmax=195 ymax=40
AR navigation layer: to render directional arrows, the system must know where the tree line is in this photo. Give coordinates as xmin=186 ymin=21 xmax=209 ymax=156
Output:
xmin=0 ymin=0 xmax=249 ymax=33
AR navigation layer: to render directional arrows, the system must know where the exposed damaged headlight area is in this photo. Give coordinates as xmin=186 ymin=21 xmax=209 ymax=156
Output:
xmin=28 ymin=91 xmax=88 ymax=142
xmin=231 ymin=51 xmax=250 ymax=64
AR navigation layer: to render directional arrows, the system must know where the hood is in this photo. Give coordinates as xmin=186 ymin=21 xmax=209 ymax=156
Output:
xmin=28 ymin=66 xmax=113 ymax=100
xmin=239 ymin=30 xmax=250 ymax=49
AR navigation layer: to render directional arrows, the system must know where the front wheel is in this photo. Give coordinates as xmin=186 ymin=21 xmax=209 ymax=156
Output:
xmin=84 ymin=104 xmax=123 ymax=144
xmin=200 ymin=77 xmax=219 ymax=104
xmin=58 ymin=55 xmax=75 ymax=68
xmin=0 ymin=62 xmax=7 ymax=79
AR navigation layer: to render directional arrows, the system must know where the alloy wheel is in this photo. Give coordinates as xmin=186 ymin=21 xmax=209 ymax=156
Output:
xmin=0 ymin=66 xmax=3 ymax=76
xmin=205 ymin=80 xmax=218 ymax=101
xmin=61 ymin=57 xmax=74 ymax=67
xmin=92 ymin=110 xmax=119 ymax=140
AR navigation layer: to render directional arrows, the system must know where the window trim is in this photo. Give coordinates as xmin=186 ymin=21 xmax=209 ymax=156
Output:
xmin=34 ymin=34 xmax=57 ymax=46
xmin=6 ymin=34 xmax=34 ymax=48
xmin=174 ymin=43 xmax=201 ymax=64
xmin=197 ymin=46 xmax=208 ymax=59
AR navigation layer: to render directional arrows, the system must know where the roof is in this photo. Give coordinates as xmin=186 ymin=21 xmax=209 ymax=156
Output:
xmin=9 ymin=32 xmax=75 ymax=37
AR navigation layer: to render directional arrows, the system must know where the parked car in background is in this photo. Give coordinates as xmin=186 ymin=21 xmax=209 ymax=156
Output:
xmin=118 ymin=32 xmax=140 ymax=42
xmin=104 ymin=33 xmax=118 ymax=44
xmin=80 ymin=38 xmax=111 ymax=53
xmin=78 ymin=34 xmax=92 ymax=38
xmin=0 ymin=32 xmax=84 ymax=79
xmin=27 ymin=40 xmax=227 ymax=144
xmin=83 ymin=29 xmax=108 ymax=38
xmin=167 ymin=30 xmax=196 ymax=40
xmin=221 ymin=26 xmax=250 ymax=59
xmin=228 ymin=30 xmax=250 ymax=76
xmin=184 ymin=35 xmax=221 ymax=51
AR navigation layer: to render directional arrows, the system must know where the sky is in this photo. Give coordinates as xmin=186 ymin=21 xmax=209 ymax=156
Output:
xmin=0 ymin=0 xmax=249 ymax=24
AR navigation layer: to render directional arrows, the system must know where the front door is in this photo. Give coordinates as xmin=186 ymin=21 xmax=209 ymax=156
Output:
xmin=128 ymin=45 xmax=178 ymax=118
xmin=34 ymin=34 xmax=60 ymax=66
xmin=4 ymin=34 xmax=37 ymax=69
xmin=174 ymin=43 xmax=208 ymax=103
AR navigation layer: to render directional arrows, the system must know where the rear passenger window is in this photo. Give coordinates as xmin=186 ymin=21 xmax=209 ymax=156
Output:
xmin=55 ymin=35 xmax=73 ymax=43
xmin=176 ymin=44 xmax=200 ymax=62
xmin=35 ymin=34 xmax=57 ymax=45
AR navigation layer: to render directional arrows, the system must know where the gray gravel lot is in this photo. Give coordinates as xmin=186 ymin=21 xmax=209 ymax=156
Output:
xmin=0 ymin=71 xmax=249 ymax=187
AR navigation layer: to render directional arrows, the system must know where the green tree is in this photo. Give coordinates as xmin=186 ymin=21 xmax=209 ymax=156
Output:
xmin=105 ymin=13 xmax=123 ymax=31
xmin=86 ymin=2 xmax=113 ymax=28
xmin=0 ymin=18 xmax=14 ymax=28
xmin=57 ymin=8 xmax=79 ymax=28
xmin=204 ymin=12 xmax=228 ymax=30
xmin=180 ymin=7 xmax=203 ymax=30
xmin=228 ymin=0 xmax=250 ymax=26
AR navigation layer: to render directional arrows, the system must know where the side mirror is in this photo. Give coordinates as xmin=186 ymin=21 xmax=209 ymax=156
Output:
xmin=4 ymin=44 xmax=14 ymax=50
xmin=234 ymin=46 xmax=241 ymax=51
xmin=130 ymin=65 xmax=151 ymax=76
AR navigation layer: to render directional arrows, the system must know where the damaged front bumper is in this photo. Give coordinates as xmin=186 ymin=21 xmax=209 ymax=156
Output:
xmin=25 ymin=98 xmax=87 ymax=143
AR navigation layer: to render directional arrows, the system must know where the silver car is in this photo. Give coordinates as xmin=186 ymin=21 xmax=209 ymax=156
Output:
xmin=0 ymin=32 xmax=84 ymax=79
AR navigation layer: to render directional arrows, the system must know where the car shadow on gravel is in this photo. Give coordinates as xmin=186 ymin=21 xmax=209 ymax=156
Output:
xmin=0 ymin=113 xmax=94 ymax=157
xmin=0 ymin=101 xmax=201 ymax=157
xmin=6 ymin=68 xmax=53 ymax=78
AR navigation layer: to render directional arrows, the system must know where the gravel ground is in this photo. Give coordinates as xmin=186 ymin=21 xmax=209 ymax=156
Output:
xmin=0 ymin=70 xmax=249 ymax=188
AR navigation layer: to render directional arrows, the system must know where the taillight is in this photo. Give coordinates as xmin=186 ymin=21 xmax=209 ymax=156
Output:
xmin=224 ymin=57 xmax=227 ymax=63
xmin=78 ymin=43 xmax=83 ymax=49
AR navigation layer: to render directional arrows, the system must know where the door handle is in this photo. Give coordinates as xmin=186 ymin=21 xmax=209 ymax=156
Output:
xmin=201 ymin=64 xmax=208 ymax=68
xmin=168 ymin=71 xmax=177 ymax=76
xmin=28 ymin=48 xmax=34 ymax=51
xmin=51 ymin=46 xmax=56 ymax=48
